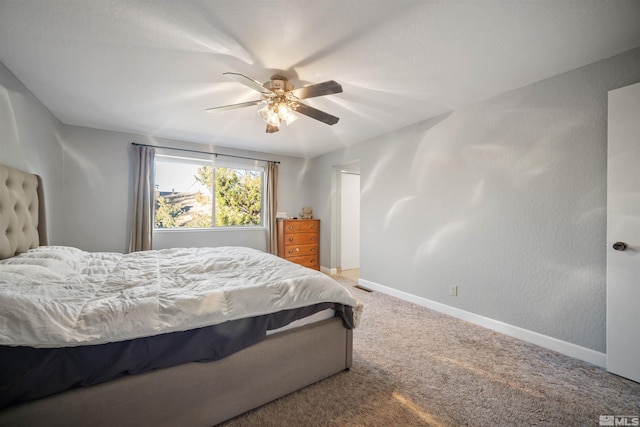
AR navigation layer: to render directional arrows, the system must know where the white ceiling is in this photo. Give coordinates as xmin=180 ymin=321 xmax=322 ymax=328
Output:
xmin=1 ymin=1 xmax=639 ymax=158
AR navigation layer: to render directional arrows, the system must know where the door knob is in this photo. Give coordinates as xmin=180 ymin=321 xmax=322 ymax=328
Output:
xmin=612 ymin=242 xmax=627 ymax=251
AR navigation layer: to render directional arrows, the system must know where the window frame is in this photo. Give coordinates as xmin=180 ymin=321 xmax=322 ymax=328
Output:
xmin=153 ymin=153 xmax=266 ymax=231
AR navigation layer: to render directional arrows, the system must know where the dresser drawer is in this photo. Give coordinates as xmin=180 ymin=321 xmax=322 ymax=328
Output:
xmin=286 ymin=254 xmax=319 ymax=269
xmin=283 ymin=244 xmax=318 ymax=258
xmin=283 ymin=233 xmax=318 ymax=245
xmin=282 ymin=220 xmax=319 ymax=233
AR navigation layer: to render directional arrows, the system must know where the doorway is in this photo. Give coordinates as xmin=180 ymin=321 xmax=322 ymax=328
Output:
xmin=336 ymin=161 xmax=360 ymax=280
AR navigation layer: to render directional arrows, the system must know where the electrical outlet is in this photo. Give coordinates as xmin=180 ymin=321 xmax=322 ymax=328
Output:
xmin=450 ymin=285 xmax=458 ymax=296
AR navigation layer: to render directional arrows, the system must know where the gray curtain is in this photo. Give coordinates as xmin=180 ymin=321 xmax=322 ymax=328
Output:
xmin=265 ymin=162 xmax=279 ymax=254
xmin=129 ymin=145 xmax=155 ymax=252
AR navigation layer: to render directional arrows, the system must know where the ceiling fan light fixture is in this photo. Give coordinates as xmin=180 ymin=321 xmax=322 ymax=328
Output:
xmin=258 ymin=97 xmax=299 ymax=128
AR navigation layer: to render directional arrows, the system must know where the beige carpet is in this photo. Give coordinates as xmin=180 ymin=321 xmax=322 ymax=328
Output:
xmin=220 ymin=276 xmax=640 ymax=426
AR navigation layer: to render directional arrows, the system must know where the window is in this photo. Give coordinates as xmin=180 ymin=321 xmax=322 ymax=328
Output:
xmin=154 ymin=155 xmax=264 ymax=229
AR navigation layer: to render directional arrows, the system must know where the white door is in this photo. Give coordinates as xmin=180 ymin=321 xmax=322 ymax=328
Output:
xmin=607 ymin=82 xmax=640 ymax=383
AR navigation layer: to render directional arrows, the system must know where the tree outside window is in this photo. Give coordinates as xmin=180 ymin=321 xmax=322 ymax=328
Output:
xmin=154 ymin=157 xmax=263 ymax=229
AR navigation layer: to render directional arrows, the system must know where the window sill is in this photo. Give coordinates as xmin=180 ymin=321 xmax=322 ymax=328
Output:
xmin=153 ymin=227 xmax=266 ymax=233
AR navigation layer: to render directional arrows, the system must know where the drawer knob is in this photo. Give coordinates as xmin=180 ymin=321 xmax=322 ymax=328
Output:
xmin=288 ymin=225 xmax=294 ymax=231
xmin=310 ymin=247 xmax=316 ymax=252
xmin=311 ymin=236 xmax=316 ymax=241
xmin=310 ymin=225 xmax=315 ymax=229
xmin=288 ymin=237 xmax=294 ymax=242
xmin=288 ymin=249 xmax=293 ymax=254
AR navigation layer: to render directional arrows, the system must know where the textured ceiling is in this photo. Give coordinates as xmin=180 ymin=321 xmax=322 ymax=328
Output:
xmin=1 ymin=0 xmax=639 ymax=158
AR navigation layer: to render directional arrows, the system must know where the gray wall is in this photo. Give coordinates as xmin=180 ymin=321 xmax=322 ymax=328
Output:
xmin=309 ymin=48 xmax=640 ymax=353
xmin=0 ymin=61 xmax=64 ymax=244
xmin=62 ymin=125 xmax=312 ymax=253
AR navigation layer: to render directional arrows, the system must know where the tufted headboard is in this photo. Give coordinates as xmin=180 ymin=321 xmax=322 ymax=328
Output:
xmin=0 ymin=164 xmax=48 ymax=260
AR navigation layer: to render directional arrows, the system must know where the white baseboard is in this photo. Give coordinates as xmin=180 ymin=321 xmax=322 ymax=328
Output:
xmin=321 ymin=266 xmax=338 ymax=275
xmin=357 ymin=278 xmax=606 ymax=368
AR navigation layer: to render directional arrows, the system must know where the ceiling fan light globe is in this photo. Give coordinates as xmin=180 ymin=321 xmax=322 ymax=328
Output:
xmin=257 ymin=105 xmax=280 ymax=126
xmin=267 ymin=117 xmax=281 ymax=127
xmin=277 ymin=103 xmax=289 ymax=116
xmin=284 ymin=114 xmax=298 ymax=125
xmin=267 ymin=109 xmax=281 ymax=127
xmin=277 ymin=103 xmax=297 ymax=125
xmin=280 ymin=109 xmax=298 ymax=125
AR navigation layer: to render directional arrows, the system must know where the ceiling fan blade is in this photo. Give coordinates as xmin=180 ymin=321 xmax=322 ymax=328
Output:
xmin=294 ymin=102 xmax=340 ymax=125
xmin=223 ymin=72 xmax=272 ymax=94
xmin=206 ymin=100 xmax=263 ymax=112
xmin=289 ymin=80 xmax=342 ymax=100
xmin=266 ymin=124 xmax=280 ymax=133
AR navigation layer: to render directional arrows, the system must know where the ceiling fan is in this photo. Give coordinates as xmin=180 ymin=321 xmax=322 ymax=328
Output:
xmin=206 ymin=72 xmax=343 ymax=133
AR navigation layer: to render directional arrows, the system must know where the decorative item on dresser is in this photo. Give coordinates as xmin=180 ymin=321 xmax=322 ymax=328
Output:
xmin=277 ymin=219 xmax=320 ymax=270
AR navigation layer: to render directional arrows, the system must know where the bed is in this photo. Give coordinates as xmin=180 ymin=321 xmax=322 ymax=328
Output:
xmin=0 ymin=163 xmax=362 ymax=426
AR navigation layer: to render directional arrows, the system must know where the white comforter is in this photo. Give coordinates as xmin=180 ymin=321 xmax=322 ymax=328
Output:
xmin=0 ymin=246 xmax=362 ymax=348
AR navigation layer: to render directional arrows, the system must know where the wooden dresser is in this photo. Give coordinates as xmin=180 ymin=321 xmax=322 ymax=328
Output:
xmin=277 ymin=219 xmax=320 ymax=270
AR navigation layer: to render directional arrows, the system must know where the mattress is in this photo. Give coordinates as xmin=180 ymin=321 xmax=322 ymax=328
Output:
xmin=0 ymin=245 xmax=361 ymax=408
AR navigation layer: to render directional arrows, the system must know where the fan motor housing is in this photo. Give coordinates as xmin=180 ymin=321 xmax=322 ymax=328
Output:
xmin=264 ymin=75 xmax=293 ymax=93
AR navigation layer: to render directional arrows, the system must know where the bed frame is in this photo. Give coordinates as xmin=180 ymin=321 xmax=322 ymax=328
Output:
xmin=0 ymin=163 xmax=353 ymax=426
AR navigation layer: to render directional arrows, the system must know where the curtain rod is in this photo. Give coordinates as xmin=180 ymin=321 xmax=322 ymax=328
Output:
xmin=131 ymin=142 xmax=280 ymax=164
